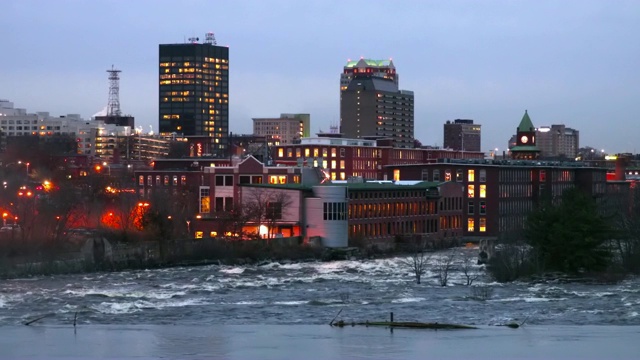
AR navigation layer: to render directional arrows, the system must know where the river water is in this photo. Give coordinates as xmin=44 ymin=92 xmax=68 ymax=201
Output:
xmin=1 ymin=248 xmax=639 ymax=358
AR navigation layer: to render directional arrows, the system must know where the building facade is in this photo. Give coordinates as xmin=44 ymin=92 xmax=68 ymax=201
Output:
xmin=159 ymin=35 xmax=229 ymax=156
xmin=252 ymin=113 xmax=310 ymax=145
xmin=443 ymin=119 xmax=481 ymax=151
xmin=340 ymin=59 xmax=414 ymax=148
xmin=536 ymin=124 xmax=579 ymax=159
xmin=387 ymin=160 xmax=608 ymax=240
xmin=273 ymin=137 xmax=485 ymax=181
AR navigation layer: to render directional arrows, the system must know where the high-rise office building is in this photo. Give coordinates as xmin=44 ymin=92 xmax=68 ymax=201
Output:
xmin=536 ymin=124 xmax=579 ymax=159
xmin=340 ymin=58 xmax=414 ymax=148
xmin=252 ymin=113 xmax=310 ymax=145
xmin=159 ymin=33 xmax=229 ymax=157
xmin=443 ymin=119 xmax=482 ymax=151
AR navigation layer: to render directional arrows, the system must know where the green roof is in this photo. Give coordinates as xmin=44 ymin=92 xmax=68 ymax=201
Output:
xmin=510 ymin=145 xmax=541 ymax=152
xmin=326 ymin=181 xmax=441 ymax=191
xmin=344 ymin=59 xmax=393 ymax=68
xmin=518 ymin=110 xmax=535 ymax=132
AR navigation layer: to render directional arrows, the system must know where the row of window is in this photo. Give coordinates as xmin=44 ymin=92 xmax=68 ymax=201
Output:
xmin=214 ymin=174 xmax=301 ymax=186
xmin=139 ymin=175 xmax=187 ymax=186
xmin=468 ymin=184 xmax=487 ymax=198
xmin=421 ymin=169 xmax=488 ymax=183
xmin=467 ymin=218 xmax=487 ymax=232
xmin=349 ymin=218 xmax=438 ymax=239
xmin=349 ymin=201 xmax=437 ymax=218
xmin=323 ymin=202 xmax=347 ymax=221
xmin=468 ymin=201 xmax=487 ymax=215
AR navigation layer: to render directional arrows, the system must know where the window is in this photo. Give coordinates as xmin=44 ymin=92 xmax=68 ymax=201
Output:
xmin=467 ymin=185 xmax=475 ymax=198
xmin=304 ymin=148 xmax=310 ymax=157
xmin=340 ymin=148 xmax=345 ymax=157
xmin=468 ymin=218 xmax=475 ymax=232
xmin=468 ymin=201 xmax=474 ymax=214
xmin=480 ymin=184 xmax=486 ymax=198
xmin=156 ymin=176 xmax=161 ymax=186
xmin=173 ymin=176 xmax=178 ymax=186
xmin=444 ymin=170 xmax=452 ymax=182
xmin=147 ymin=176 xmax=153 ymax=186
xmin=539 ymin=170 xmax=546 ymax=182
xmin=479 ymin=169 xmax=487 ymax=182
xmin=456 ymin=169 xmax=463 ymax=182
xmin=239 ymin=175 xmax=251 ymax=184
xmin=164 ymin=176 xmax=169 ymax=186
xmin=293 ymin=175 xmax=301 ymax=184
xmin=278 ymin=148 xmax=284 ymax=157
xmin=468 ymin=170 xmax=475 ymax=182
xmin=479 ymin=218 xmax=486 ymax=232
xmin=479 ymin=201 xmax=486 ymax=215
xmin=181 ymin=175 xmax=187 ymax=185
xmin=200 ymin=187 xmax=210 ymax=213
xmin=296 ymin=148 xmax=301 ymax=157
xmin=138 ymin=176 xmax=144 ymax=186
xmin=216 ymin=175 xmax=233 ymax=186
xmin=393 ymin=169 xmax=400 ymax=182
xmin=331 ymin=148 xmax=337 ymax=157
xmin=323 ymin=202 xmax=347 ymax=221
xmin=215 ymin=197 xmax=224 ymax=212
xmin=421 ymin=169 xmax=429 ymax=181
xmin=252 ymin=176 xmax=263 ymax=184
xmin=433 ymin=170 xmax=440 ymax=182
xmin=340 ymin=160 xmax=345 ymax=169
xmin=266 ymin=202 xmax=283 ymax=219
xmin=225 ymin=197 xmax=233 ymax=211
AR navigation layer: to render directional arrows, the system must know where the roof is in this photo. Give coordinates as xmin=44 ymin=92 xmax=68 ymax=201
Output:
xmin=510 ymin=145 xmax=541 ymax=152
xmin=518 ymin=110 xmax=535 ymax=132
xmin=344 ymin=59 xmax=394 ymax=68
xmin=239 ymin=180 xmax=443 ymax=192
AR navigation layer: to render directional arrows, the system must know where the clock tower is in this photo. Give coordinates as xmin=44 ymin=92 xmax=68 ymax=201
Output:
xmin=510 ymin=110 xmax=541 ymax=160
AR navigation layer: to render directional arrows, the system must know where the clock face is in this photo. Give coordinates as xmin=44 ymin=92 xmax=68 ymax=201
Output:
xmin=521 ymin=135 xmax=529 ymax=144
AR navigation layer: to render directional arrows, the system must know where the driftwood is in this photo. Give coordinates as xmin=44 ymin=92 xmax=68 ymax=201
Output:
xmin=24 ymin=313 xmax=53 ymax=326
xmin=332 ymin=320 xmax=477 ymax=330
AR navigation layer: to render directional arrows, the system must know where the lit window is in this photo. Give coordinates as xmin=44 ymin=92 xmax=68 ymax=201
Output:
xmin=331 ymin=160 xmax=336 ymax=169
xmin=340 ymin=160 xmax=345 ymax=169
xmin=278 ymin=148 xmax=284 ymax=157
xmin=195 ymin=231 xmax=203 ymax=239
xmin=456 ymin=169 xmax=463 ymax=182
xmin=480 ymin=185 xmax=486 ymax=198
xmin=331 ymin=148 xmax=337 ymax=157
xmin=304 ymin=148 xmax=310 ymax=157
xmin=468 ymin=185 xmax=475 ymax=198
xmin=393 ymin=169 xmax=400 ymax=182
xmin=479 ymin=218 xmax=486 ymax=232
xmin=468 ymin=170 xmax=475 ymax=182
xmin=468 ymin=218 xmax=475 ymax=232
xmin=444 ymin=170 xmax=452 ymax=182
xmin=340 ymin=172 xmax=346 ymax=180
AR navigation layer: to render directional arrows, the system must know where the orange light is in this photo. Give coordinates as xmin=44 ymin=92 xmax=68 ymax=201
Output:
xmin=2 ymin=213 xmax=7 ymax=218
xmin=196 ymin=214 xmax=202 ymax=219
xmin=95 ymin=165 xmax=101 ymax=171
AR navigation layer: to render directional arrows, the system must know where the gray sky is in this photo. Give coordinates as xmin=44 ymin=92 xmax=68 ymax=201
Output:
xmin=1 ymin=0 xmax=638 ymax=153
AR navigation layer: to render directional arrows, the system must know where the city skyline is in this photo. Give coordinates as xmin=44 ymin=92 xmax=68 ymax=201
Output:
xmin=1 ymin=0 xmax=639 ymax=153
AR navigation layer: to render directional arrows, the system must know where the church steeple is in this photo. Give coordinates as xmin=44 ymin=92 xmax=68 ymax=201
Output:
xmin=518 ymin=110 xmax=535 ymax=132
xmin=510 ymin=110 xmax=540 ymax=160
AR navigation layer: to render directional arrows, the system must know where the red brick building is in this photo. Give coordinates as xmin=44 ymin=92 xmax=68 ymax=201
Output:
xmin=386 ymin=160 xmax=607 ymax=240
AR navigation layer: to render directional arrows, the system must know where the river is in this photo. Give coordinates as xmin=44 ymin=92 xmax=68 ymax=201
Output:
xmin=1 ymin=247 xmax=639 ymax=358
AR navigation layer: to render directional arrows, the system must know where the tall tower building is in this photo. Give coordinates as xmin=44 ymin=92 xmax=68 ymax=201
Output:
xmin=159 ymin=33 xmax=229 ymax=157
xmin=340 ymin=58 xmax=414 ymax=148
xmin=443 ymin=119 xmax=481 ymax=151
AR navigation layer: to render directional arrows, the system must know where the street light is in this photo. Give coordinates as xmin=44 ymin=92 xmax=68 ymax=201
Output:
xmin=17 ymin=161 xmax=30 ymax=176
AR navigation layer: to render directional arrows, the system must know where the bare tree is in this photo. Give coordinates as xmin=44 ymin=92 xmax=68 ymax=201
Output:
xmin=460 ymin=250 xmax=481 ymax=286
xmin=435 ymin=254 xmax=456 ymax=287
xmin=399 ymin=236 xmax=431 ymax=284
xmin=243 ymin=187 xmax=293 ymax=239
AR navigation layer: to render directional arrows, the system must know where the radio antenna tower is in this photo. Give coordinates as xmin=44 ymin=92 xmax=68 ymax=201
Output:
xmin=106 ymin=65 xmax=122 ymax=117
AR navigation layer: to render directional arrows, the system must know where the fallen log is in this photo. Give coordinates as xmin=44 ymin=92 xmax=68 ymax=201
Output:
xmin=331 ymin=320 xmax=477 ymax=330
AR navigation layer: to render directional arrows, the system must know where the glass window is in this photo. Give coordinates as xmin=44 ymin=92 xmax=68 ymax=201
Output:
xmin=479 ymin=169 xmax=487 ymax=182
xmin=340 ymin=148 xmax=345 ymax=157
xmin=278 ymin=148 xmax=284 ymax=157
xmin=480 ymin=184 xmax=486 ymax=198
xmin=468 ymin=218 xmax=475 ymax=232
xmin=444 ymin=170 xmax=452 ymax=182
xmin=468 ymin=201 xmax=474 ymax=214
xmin=155 ymin=175 xmax=161 ymax=186
xmin=479 ymin=201 xmax=486 ymax=215
xmin=147 ymin=176 xmax=153 ymax=186
xmin=173 ymin=176 xmax=178 ymax=185
xmin=393 ymin=169 xmax=400 ymax=182
xmin=479 ymin=218 xmax=486 ymax=232
xmin=421 ymin=169 xmax=429 ymax=181
xmin=331 ymin=148 xmax=337 ymax=157
xmin=456 ymin=169 xmax=463 ymax=182
xmin=468 ymin=169 xmax=475 ymax=182
xmin=138 ymin=176 xmax=144 ymax=186
xmin=468 ymin=185 xmax=475 ymax=198
xmin=433 ymin=170 xmax=440 ymax=182
xmin=216 ymin=175 xmax=224 ymax=186
xmin=164 ymin=176 xmax=169 ymax=186
xmin=181 ymin=175 xmax=187 ymax=185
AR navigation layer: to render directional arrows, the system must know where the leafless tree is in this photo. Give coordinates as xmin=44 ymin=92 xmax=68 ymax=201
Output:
xmin=243 ymin=187 xmax=293 ymax=239
xmin=399 ymin=236 xmax=431 ymax=284
xmin=460 ymin=250 xmax=481 ymax=286
xmin=435 ymin=253 xmax=456 ymax=287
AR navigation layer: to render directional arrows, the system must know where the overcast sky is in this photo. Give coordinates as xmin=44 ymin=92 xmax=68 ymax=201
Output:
xmin=1 ymin=0 xmax=638 ymax=153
